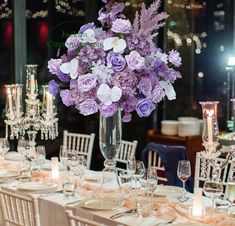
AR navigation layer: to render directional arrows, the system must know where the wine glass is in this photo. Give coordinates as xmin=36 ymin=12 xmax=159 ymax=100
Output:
xmin=77 ymin=156 xmax=87 ymax=178
xmin=35 ymin=146 xmax=46 ymax=170
xmin=0 ymin=138 xmax=10 ymax=161
xmin=147 ymin=167 xmax=158 ymax=211
xmin=127 ymin=156 xmax=136 ymax=176
xmin=203 ymin=179 xmax=223 ymax=216
xmin=59 ymin=145 xmax=68 ymax=171
xmin=225 ymin=167 xmax=235 ymax=212
xmin=177 ymin=160 xmax=191 ymax=201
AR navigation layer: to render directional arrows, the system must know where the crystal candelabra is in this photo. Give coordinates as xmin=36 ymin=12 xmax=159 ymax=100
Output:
xmin=4 ymin=64 xmax=58 ymax=148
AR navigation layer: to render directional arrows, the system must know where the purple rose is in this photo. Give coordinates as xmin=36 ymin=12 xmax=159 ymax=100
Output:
xmin=122 ymin=112 xmax=132 ymax=122
xmin=99 ymin=103 xmax=117 ymax=117
xmin=48 ymin=58 xmax=62 ymax=75
xmin=79 ymin=23 xmax=94 ymax=33
xmin=125 ymin=51 xmax=145 ymax=71
xmin=79 ymin=99 xmax=98 ymax=116
xmin=151 ymin=85 xmax=165 ymax=103
xmin=168 ymin=50 xmax=182 ymax=67
xmin=138 ymin=78 xmax=152 ymax=97
xmin=65 ymin=35 xmax=80 ymax=51
xmin=111 ymin=19 xmax=131 ymax=34
xmin=107 ymin=51 xmax=126 ymax=72
xmin=77 ymin=74 xmax=97 ymax=92
xmin=48 ymin=80 xmax=59 ymax=95
xmin=60 ymin=90 xmax=74 ymax=106
xmin=135 ymin=99 xmax=155 ymax=117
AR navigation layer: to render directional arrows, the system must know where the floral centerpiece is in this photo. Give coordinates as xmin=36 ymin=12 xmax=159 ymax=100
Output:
xmin=48 ymin=0 xmax=182 ymax=122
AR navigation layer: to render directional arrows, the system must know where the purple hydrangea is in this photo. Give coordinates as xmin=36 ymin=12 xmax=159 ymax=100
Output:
xmin=48 ymin=80 xmax=59 ymax=95
xmin=135 ymin=99 xmax=155 ymax=117
xmin=99 ymin=103 xmax=117 ymax=117
xmin=111 ymin=2 xmax=125 ymax=14
xmin=111 ymin=19 xmax=131 ymax=34
xmin=168 ymin=50 xmax=182 ymax=67
xmin=79 ymin=23 xmax=94 ymax=33
xmin=79 ymin=99 xmax=98 ymax=116
xmin=151 ymin=85 xmax=165 ymax=103
xmin=138 ymin=78 xmax=152 ymax=97
xmin=122 ymin=112 xmax=132 ymax=122
xmin=121 ymin=97 xmax=138 ymax=113
xmin=126 ymin=34 xmax=151 ymax=57
xmin=107 ymin=51 xmax=126 ymax=72
xmin=79 ymin=47 xmax=106 ymax=69
xmin=60 ymin=90 xmax=74 ymax=106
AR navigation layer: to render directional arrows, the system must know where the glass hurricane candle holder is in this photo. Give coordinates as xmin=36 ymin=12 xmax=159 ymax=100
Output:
xmin=199 ymin=101 xmax=220 ymax=158
xmin=5 ymin=85 xmax=16 ymax=119
xmin=25 ymin=64 xmax=38 ymax=98
xmin=15 ymin=84 xmax=24 ymax=116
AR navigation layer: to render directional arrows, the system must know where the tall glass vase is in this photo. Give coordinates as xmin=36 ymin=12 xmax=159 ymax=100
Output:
xmin=99 ymin=110 xmax=122 ymax=195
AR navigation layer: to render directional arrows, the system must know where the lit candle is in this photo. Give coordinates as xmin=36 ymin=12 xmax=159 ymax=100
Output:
xmin=8 ymin=93 xmax=13 ymax=116
xmin=16 ymin=87 xmax=20 ymax=114
xmin=207 ymin=109 xmax=214 ymax=144
xmin=46 ymin=92 xmax=52 ymax=119
xmin=30 ymin=75 xmax=35 ymax=95
xmin=192 ymin=188 xmax=203 ymax=216
xmin=51 ymin=157 xmax=59 ymax=179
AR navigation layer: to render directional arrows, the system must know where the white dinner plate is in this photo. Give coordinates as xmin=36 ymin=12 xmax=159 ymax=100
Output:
xmin=17 ymin=182 xmax=57 ymax=191
xmin=79 ymin=198 xmax=123 ymax=210
xmin=0 ymin=169 xmax=18 ymax=179
xmin=154 ymin=185 xmax=185 ymax=197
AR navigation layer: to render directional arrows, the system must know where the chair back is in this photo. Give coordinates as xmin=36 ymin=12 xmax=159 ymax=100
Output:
xmin=148 ymin=150 xmax=167 ymax=183
xmin=116 ymin=140 xmax=138 ymax=173
xmin=0 ymin=189 xmax=40 ymax=226
xmin=194 ymin=152 xmax=232 ymax=189
xmin=66 ymin=210 xmax=104 ymax=226
xmin=63 ymin=130 xmax=95 ymax=169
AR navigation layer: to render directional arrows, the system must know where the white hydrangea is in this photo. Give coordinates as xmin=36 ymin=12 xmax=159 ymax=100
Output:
xmin=91 ymin=61 xmax=113 ymax=83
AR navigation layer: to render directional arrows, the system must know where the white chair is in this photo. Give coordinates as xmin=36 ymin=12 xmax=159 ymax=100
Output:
xmin=65 ymin=210 xmax=105 ymax=226
xmin=116 ymin=140 xmax=138 ymax=173
xmin=0 ymin=189 xmax=40 ymax=226
xmin=148 ymin=150 xmax=167 ymax=183
xmin=63 ymin=130 xmax=95 ymax=169
xmin=194 ymin=152 xmax=232 ymax=189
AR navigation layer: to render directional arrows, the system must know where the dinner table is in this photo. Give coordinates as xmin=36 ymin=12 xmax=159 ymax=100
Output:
xmin=0 ymin=153 xmax=234 ymax=226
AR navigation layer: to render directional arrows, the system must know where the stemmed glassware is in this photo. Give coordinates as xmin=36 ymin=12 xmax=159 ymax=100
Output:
xmin=59 ymin=145 xmax=68 ymax=171
xmin=203 ymin=179 xmax=223 ymax=217
xmin=225 ymin=166 xmax=235 ymax=212
xmin=147 ymin=167 xmax=158 ymax=210
xmin=177 ymin=160 xmax=191 ymax=201
xmin=35 ymin=146 xmax=46 ymax=170
xmin=0 ymin=138 xmax=10 ymax=161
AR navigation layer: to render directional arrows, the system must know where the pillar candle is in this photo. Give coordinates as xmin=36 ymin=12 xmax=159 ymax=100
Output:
xmin=46 ymin=92 xmax=52 ymax=119
xmin=30 ymin=75 xmax=35 ymax=95
xmin=51 ymin=157 xmax=59 ymax=179
xmin=207 ymin=110 xmax=214 ymax=144
xmin=8 ymin=93 xmax=13 ymax=116
xmin=192 ymin=188 xmax=203 ymax=216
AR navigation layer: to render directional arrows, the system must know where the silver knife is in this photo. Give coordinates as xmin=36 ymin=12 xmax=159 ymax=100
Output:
xmin=110 ymin=209 xmax=133 ymax=219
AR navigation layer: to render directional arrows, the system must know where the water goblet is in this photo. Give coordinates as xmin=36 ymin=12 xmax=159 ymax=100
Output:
xmin=203 ymin=179 xmax=223 ymax=217
xmin=35 ymin=146 xmax=46 ymax=170
xmin=177 ymin=160 xmax=191 ymax=201
xmin=147 ymin=167 xmax=158 ymax=210
xmin=59 ymin=145 xmax=68 ymax=171
xmin=0 ymin=138 xmax=10 ymax=161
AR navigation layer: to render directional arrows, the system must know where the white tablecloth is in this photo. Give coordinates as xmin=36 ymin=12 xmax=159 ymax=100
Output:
xmin=0 ymin=161 xmax=213 ymax=226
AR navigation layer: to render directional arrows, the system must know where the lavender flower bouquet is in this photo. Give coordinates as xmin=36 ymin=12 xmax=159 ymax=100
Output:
xmin=48 ymin=0 xmax=182 ymax=122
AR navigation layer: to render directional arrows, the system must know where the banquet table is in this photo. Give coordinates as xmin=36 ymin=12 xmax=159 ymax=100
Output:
xmin=0 ymin=159 xmax=234 ymax=226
